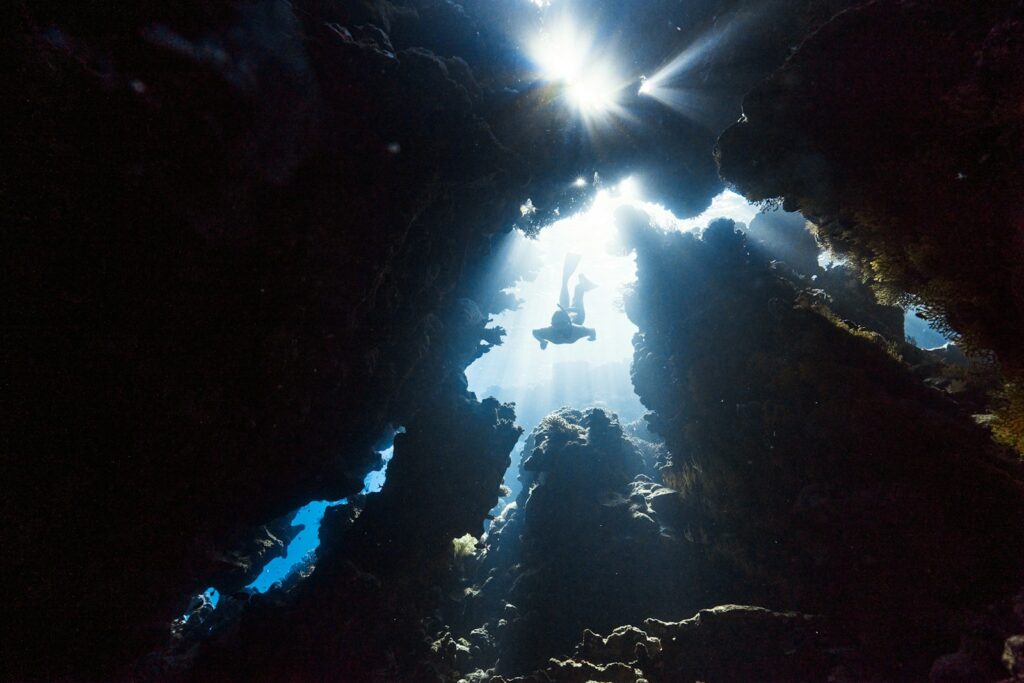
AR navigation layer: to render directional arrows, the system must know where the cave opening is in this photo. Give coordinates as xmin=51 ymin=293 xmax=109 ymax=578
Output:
xmin=245 ymin=436 xmax=399 ymax=594
xmin=174 ymin=425 xmax=406 ymax=636
xmin=10 ymin=0 xmax=1024 ymax=679
xmin=466 ymin=185 xmax=763 ymax=523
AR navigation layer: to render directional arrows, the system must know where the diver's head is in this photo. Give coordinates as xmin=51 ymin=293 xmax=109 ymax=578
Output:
xmin=551 ymin=309 xmax=572 ymax=330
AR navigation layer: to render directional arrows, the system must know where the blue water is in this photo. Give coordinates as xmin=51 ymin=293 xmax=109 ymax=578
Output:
xmin=246 ymin=443 xmax=397 ymax=593
xmin=904 ymin=305 xmax=951 ymax=349
xmin=182 ymin=432 xmax=402 ymax=625
xmin=245 ymin=498 xmax=347 ymax=593
xmin=180 ymin=587 xmax=220 ymax=624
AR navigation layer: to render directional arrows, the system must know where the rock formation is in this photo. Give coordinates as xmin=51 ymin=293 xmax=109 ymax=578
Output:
xmin=7 ymin=0 xmax=1024 ymax=680
xmin=623 ymin=215 xmax=1024 ymax=679
xmin=440 ymin=408 xmax=714 ymax=677
xmin=716 ymin=0 xmax=1024 ymax=453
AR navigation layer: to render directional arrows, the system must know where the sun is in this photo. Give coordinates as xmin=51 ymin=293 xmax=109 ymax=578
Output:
xmin=528 ymin=19 xmax=625 ymax=118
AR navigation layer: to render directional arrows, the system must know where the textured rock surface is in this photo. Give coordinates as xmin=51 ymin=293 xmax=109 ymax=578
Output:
xmin=622 ymin=215 xmax=1024 ymax=678
xmin=164 ymin=386 xmax=521 ymax=680
xmin=9 ymin=0 xmax=1024 ymax=680
xmin=496 ymin=605 xmax=838 ymax=683
xmin=6 ymin=1 xmax=523 ymax=675
xmin=441 ymin=408 xmax=726 ymax=678
xmin=716 ymin=0 xmax=1024 ymax=451
xmin=741 ymin=209 xmax=905 ymax=340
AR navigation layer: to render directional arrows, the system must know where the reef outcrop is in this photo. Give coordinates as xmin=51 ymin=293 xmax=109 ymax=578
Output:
xmin=159 ymin=386 xmax=520 ymax=681
xmin=623 ymin=215 xmax=1024 ymax=679
xmin=5 ymin=0 xmax=532 ymax=674
xmin=494 ymin=605 xmax=838 ymax=683
xmin=425 ymin=408 xmax=709 ymax=676
xmin=716 ymin=0 xmax=1024 ymax=452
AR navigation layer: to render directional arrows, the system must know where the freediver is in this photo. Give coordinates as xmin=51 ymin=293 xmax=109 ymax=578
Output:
xmin=532 ymin=253 xmax=598 ymax=349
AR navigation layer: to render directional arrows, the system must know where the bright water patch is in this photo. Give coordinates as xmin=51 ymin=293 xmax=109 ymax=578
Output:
xmin=905 ymin=305 xmax=952 ymax=349
xmin=247 ymin=443 xmax=397 ymax=593
xmin=246 ymin=498 xmax=346 ymax=593
xmin=674 ymin=189 xmax=759 ymax=232
xmin=178 ymin=431 xmax=402 ymax=630
xmin=180 ymin=587 xmax=220 ymax=625
xmin=469 ymin=188 xmax=766 ymax=535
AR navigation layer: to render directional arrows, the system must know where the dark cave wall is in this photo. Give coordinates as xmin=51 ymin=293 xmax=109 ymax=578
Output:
xmin=5 ymin=1 xmax=530 ymax=676
xmin=434 ymin=410 xmax=842 ymax=683
xmin=444 ymin=408 xmax=711 ymax=677
xmin=174 ymin=386 xmax=520 ymax=681
xmin=716 ymin=0 xmax=1024 ymax=452
xmin=493 ymin=605 xmax=841 ymax=683
xmin=741 ymin=209 xmax=907 ymax=340
xmin=623 ymin=215 xmax=1024 ymax=679
xmin=3 ymin=0 xmax=919 ymax=678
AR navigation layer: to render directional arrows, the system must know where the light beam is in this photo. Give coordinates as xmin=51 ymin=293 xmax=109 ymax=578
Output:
xmin=527 ymin=18 xmax=630 ymax=125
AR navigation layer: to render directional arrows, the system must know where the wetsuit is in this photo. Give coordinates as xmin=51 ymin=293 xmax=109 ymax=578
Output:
xmin=532 ymin=253 xmax=597 ymax=349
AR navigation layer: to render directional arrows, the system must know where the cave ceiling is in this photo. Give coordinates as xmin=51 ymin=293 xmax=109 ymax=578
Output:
xmin=5 ymin=0 xmax=1024 ymax=681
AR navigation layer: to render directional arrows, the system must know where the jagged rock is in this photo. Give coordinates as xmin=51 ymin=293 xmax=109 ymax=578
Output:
xmin=445 ymin=408 xmax=722 ymax=676
xmin=641 ymin=606 xmax=833 ymax=681
xmin=178 ymin=387 xmax=521 ymax=681
xmin=7 ymin=1 xmax=527 ymax=674
xmin=500 ymin=605 xmax=836 ymax=683
xmin=1003 ymin=635 xmax=1024 ymax=679
xmin=622 ymin=214 xmax=1024 ymax=678
xmin=576 ymin=626 xmax=662 ymax=665
xmin=716 ymin=0 xmax=1024 ymax=452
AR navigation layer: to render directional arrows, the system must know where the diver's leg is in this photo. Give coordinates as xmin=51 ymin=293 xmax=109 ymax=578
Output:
xmin=570 ymin=285 xmax=585 ymax=324
xmin=562 ymin=252 xmax=582 ymax=282
xmin=570 ymin=275 xmax=597 ymax=324
xmin=560 ymin=253 xmax=581 ymax=310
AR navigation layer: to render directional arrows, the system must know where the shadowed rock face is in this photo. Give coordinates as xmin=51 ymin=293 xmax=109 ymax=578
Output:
xmin=441 ymin=407 xmax=719 ymax=677
xmin=716 ymin=0 xmax=1024 ymax=450
xmin=495 ymin=605 xmax=838 ymax=683
xmin=5 ymin=1 xmax=525 ymax=675
xmin=170 ymin=388 xmax=521 ymax=681
xmin=741 ymin=209 xmax=906 ymax=340
xmin=624 ymin=217 xmax=1024 ymax=679
xmin=11 ymin=0 xmax=1024 ymax=680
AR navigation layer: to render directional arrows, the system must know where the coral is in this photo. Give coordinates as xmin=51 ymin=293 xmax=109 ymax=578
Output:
xmin=495 ymin=604 xmax=837 ymax=683
xmin=716 ymin=0 xmax=1024 ymax=453
xmin=443 ymin=408 xmax=723 ymax=677
xmin=623 ymin=215 xmax=1024 ymax=678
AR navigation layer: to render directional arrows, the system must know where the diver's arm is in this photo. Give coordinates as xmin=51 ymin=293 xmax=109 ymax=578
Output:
xmin=532 ymin=327 xmax=550 ymax=350
xmin=570 ymin=325 xmax=596 ymax=342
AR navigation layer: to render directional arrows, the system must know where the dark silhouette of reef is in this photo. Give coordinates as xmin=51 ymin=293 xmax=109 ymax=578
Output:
xmin=441 ymin=408 xmax=714 ymax=677
xmin=717 ymin=0 xmax=1024 ymax=453
xmin=170 ymin=384 xmax=520 ymax=681
xmin=5 ymin=0 xmax=1024 ymax=681
xmin=623 ymin=216 xmax=1024 ymax=680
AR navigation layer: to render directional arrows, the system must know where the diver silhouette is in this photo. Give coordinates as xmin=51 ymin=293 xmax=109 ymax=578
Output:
xmin=532 ymin=253 xmax=598 ymax=350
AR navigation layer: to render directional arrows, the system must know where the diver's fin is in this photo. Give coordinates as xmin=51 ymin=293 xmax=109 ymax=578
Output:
xmin=562 ymin=252 xmax=582 ymax=283
xmin=576 ymin=273 xmax=597 ymax=291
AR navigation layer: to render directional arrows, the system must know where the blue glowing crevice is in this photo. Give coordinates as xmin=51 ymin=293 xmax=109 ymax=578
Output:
xmin=178 ymin=587 xmax=220 ymax=626
xmin=246 ymin=439 xmax=399 ymax=593
xmin=904 ymin=305 xmax=952 ymax=349
xmin=178 ymin=430 xmax=402 ymax=628
xmin=246 ymin=498 xmax=348 ymax=593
